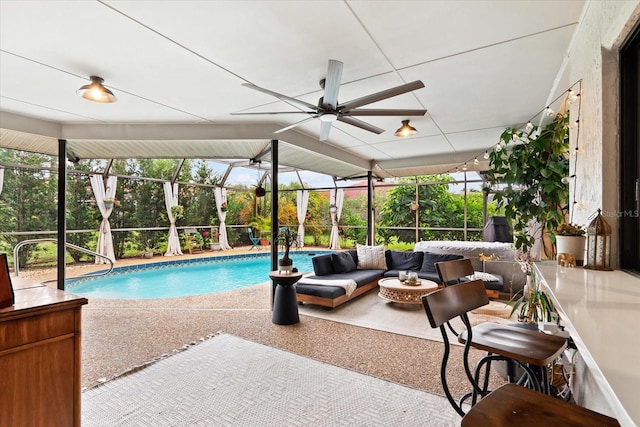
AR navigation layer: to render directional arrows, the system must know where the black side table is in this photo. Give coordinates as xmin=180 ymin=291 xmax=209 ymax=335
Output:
xmin=269 ymin=271 xmax=303 ymax=325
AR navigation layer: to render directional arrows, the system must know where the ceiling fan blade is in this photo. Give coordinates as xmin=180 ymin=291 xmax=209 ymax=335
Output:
xmin=338 ymin=80 xmax=425 ymax=111
xmin=231 ymin=111 xmax=316 ymax=115
xmin=342 ymin=109 xmax=427 ymax=117
xmin=319 ymin=122 xmax=333 ymax=141
xmin=241 ymin=83 xmax=318 ymax=111
xmin=337 ymin=116 xmax=385 ymax=134
xmin=321 ymin=60 xmax=343 ymax=109
xmin=273 ymin=116 xmax=318 ymax=134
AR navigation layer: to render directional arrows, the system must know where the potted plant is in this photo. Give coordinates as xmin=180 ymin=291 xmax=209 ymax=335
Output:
xmin=509 ymin=265 xmax=556 ymax=324
xmin=103 ymin=198 xmax=115 ymax=209
xmin=142 ymin=246 xmax=154 ymax=259
xmin=254 ymin=184 xmax=266 ymax=198
xmin=277 ymin=228 xmax=297 ymax=273
xmin=219 ymin=202 xmax=227 ymax=212
xmin=483 ymin=112 xmax=570 ymax=258
xmin=211 ymin=230 xmax=222 ymax=251
xmin=555 ymin=222 xmax=586 ymax=265
xmin=249 ymin=215 xmax=271 ymax=246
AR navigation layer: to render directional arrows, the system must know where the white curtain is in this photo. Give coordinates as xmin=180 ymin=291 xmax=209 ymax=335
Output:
xmin=90 ymin=175 xmax=117 ymax=264
xmin=296 ymin=190 xmax=309 ymax=248
xmin=328 ymin=188 xmax=344 ymax=250
xmin=214 ymin=187 xmax=232 ymax=250
xmin=164 ymin=182 xmax=183 ymax=256
xmin=0 ymin=167 xmax=4 ymax=196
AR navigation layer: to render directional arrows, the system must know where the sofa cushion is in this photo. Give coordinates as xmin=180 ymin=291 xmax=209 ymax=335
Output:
xmin=386 ymin=250 xmax=423 ymax=271
xmin=356 ymin=244 xmax=387 ymax=270
xmin=421 ymin=252 xmax=464 ymax=273
xmin=296 ymin=270 xmax=385 ymax=299
xmin=312 ymin=254 xmax=334 ymax=276
xmin=332 ymin=251 xmax=357 ymax=273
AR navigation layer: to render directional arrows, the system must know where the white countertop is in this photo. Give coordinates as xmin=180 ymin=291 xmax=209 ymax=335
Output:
xmin=536 ymin=262 xmax=640 ymax=426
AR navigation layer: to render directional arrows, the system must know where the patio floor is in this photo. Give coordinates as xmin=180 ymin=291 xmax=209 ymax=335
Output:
xmin=19 ymin=246 xmax=505 ymax=398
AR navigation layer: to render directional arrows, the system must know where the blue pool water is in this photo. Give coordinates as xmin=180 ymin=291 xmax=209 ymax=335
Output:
xmin=66 ymin=251 xmax=327 ymax=300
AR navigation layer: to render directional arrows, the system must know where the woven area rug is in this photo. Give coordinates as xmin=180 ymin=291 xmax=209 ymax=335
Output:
xmin=83 ymin=334 xmax=460 ymax=426
xmin=298 ymin=290 xmax=514 ymax=343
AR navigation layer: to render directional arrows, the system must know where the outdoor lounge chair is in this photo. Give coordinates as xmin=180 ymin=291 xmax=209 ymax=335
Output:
xmin=248 ymin=227 xmax=261 ymax=250
xmin=184 ymin=228 xmax=204 ymax=254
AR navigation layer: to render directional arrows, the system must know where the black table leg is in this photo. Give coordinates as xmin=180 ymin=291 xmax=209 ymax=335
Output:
xmin=272 ymin=283 xmax=299 ymax=325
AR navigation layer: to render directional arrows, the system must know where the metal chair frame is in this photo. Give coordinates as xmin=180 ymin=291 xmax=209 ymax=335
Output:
xmin=247 ymin=227 xmax=261 ymax=250
xmin=421 ymin=279 xmax=543 ymax=416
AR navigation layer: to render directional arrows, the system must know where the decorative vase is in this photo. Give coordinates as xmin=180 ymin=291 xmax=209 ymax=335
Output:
xmin=279 ymin=257 xmax=293 ymax=274
xmin=210 ymin=243 xmax=221 ymax=251
xmin=556 ymin=235 xmax=586 ymax=266
xmin=104 ymin=200 xmax=114 ymax=209
xmin=523 ymin=275 xmax=532 ymax=301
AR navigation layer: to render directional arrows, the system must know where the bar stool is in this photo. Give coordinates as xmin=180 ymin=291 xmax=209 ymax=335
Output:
xmin=421 ymin=280 xmax=619 ymax=425
xmin=435 ymin=258 xmax=566 ymax=395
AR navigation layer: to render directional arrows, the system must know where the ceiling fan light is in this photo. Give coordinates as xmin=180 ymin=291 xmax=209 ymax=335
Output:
xmin=77 ymin=76 xmax=117 ymax=103
xmin=319 ymin=113 xmax=338 ymax=123
xmin=394 ymin=120 xmax=417 ymax=137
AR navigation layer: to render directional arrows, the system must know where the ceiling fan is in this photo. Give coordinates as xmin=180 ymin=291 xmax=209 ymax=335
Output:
xmin=233 ymin=59 xmax=427 ymax=141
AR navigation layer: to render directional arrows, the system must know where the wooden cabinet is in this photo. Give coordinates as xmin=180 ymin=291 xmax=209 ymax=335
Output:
xmin=0 ymin=280 xmax=87 ymax=427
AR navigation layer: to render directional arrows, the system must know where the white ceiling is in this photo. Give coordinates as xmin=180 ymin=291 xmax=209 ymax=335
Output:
xmin=0 ymin=0 xmax=585 ymax=180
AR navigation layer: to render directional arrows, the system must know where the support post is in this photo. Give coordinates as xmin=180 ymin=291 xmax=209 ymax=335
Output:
xmin=57 ymin=139 xmax=67 ymax=290
xmin=270 ymin=140 xmax=279 ymax=308
xmin=367 ymin=171 xmax=374 ymax=245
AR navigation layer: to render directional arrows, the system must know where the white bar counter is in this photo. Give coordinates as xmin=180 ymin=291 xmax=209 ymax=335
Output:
xmin=536 ymin=262 xmax=640 ymax=426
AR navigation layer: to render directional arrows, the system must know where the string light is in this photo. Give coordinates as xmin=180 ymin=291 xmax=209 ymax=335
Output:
xmin=567 ymin=89 xmax=580 ymax=104
xmin=439 ymin=81 xmax=583 ymax=181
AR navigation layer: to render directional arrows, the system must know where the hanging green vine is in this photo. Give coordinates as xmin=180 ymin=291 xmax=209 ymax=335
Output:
xmin=483 ymin=113 xmax=570 ymax=254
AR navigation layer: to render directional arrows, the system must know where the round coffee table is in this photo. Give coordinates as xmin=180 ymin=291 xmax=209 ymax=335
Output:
xmin=378 ymin=277 xmax=439 ymax=305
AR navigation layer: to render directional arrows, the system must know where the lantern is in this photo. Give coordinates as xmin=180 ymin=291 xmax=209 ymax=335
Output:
xmin=584 ymin=209 xmax=612 ymax=271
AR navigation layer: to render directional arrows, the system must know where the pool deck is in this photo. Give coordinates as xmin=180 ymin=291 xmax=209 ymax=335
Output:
xmin=16 ymin=245 xmax=494 ymax=399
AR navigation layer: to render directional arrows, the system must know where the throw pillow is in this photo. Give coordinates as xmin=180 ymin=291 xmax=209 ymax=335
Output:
xmin=356 ymin=244 xmax=388 ymax=270
xmin=420 ymin=252 xmax=464 ymax=273
xmin=388 ymin=250 xmax=424 ymax=270
xmin=312 ymin=254 xmax=334 ymax=276
xmin=332 ymin=251 xmax=357 ymax=273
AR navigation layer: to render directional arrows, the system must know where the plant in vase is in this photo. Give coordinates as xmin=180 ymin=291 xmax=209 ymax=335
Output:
xmin=509 ymin=269 xmax=556 ymax=324
xmin=277 ymin=228 xmax=297 ymax=273
xmin=211 ymin=230 xmax=222 ymax=251
xmin=509 ymin=252 xmax=556 ymax=324
xmin=103 ymin=198 xmax=116 ymax=209
xmin=555 ymin=222 xmax=586 ymax=266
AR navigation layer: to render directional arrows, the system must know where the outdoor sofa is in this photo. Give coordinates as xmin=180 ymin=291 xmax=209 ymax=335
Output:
xmin=295 ymin=245 xmax=506 ymax=308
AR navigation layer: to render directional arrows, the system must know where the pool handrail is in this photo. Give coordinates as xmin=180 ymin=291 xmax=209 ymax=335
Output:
xmin=13 ymin=238 xmax=114 ymax=282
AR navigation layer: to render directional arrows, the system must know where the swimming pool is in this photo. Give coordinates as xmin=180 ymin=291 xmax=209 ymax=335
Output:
xmin=66 ymin=251 xmax=328 ymax=300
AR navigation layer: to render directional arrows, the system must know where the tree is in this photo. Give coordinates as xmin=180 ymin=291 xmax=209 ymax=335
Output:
xmin=0 ymin=150 xmax=58 ymax=267
xmin=378 ymin=175 xmax=455 ymax=244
